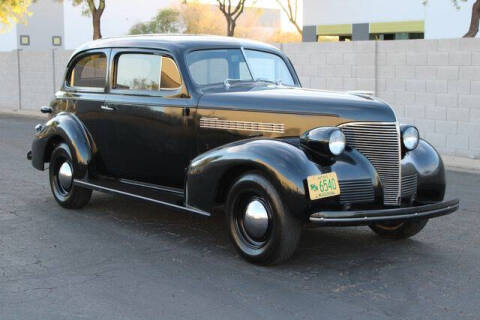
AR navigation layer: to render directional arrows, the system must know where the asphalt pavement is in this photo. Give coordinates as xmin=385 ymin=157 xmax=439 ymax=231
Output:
xmin=1 ymin=113 xmax=479 ymax=320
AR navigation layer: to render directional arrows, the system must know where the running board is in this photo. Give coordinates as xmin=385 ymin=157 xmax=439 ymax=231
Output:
xmin=73 ymin=179 xmax=210 ymax=217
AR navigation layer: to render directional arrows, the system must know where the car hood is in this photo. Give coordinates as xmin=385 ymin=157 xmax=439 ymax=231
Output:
xmin=197 ymin=86 xmax=396 ymax=123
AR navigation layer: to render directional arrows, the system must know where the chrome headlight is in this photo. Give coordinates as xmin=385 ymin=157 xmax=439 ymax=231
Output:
xmin=300 ymin=127 xmax=346 ymax=158
xmin=329 ymin=129 xmax=346 ymax=156
xmin=402 ymin=126 xmax=419 ymax=151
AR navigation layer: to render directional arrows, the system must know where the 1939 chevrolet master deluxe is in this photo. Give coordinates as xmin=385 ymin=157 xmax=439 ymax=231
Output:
xmin=29 ymin=35 xmax=459 ymax=264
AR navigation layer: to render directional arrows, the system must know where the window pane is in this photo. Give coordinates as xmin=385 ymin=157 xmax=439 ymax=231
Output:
xmin=161 ymin=56 xmax=182 ymax=89
xmin=186 ymin=49 xmax=252 ymax=86
xmin=244 ymin=50 xmax=294 ymax=86
xmin=116 ymin=54 xmax=161 ymax=91
xmin=69 ymin=53 xmax=106 ymax=88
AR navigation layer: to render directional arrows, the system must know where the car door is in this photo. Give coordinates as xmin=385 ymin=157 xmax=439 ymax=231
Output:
xmin=103 ymin=48 xmax=195 ymax=188
xmin=63 ymin=49 xmax=118 ymax=177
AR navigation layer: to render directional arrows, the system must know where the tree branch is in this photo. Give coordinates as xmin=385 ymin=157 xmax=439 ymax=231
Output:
xmin=216 ymin=0 xmax=247 ymax=35
xmin=275 ymin=0 xmax=301 ymax=34
xmin=86 ymin=0 xmax=96 ymax=15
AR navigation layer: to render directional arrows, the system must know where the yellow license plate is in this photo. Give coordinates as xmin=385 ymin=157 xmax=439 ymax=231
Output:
xmin=307 ymin=172 xmax=341 ymax=200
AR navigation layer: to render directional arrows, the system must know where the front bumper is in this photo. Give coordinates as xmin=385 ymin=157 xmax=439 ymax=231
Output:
xmin=310 ymin=199 xmax=459 ymax=226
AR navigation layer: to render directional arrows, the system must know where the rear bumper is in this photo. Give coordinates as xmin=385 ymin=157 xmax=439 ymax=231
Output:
xmin=309 ymin=199 xmax=459 ymax=226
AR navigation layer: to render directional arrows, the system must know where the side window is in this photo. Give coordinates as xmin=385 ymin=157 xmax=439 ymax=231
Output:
xmin=68 ymin=53 xmax=107 ymax=88
xmin=114 ymin=53 xmax=182 ymax=91
xmin=115 ymin=53 xmax=161 ymax=90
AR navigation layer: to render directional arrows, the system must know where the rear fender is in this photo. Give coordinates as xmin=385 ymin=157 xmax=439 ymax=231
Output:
xmin=31 ymin=112 xmax=94 ymax=179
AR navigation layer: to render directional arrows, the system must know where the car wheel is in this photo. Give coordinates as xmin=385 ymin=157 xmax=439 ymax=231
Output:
xmin=49 ymin=142 xmax=92 ymax=209
xmin=225 ymin=172 xmax=303 ymax=265
xmin=369 ymin=219 xmax=428 ymax=239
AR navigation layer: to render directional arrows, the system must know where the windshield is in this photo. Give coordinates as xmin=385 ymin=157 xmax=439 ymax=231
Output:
xmin=186 ymin=49 xmax=296 ymax=87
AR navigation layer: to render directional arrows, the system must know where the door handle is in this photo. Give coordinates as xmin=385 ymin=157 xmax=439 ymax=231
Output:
xmin=40 ymin=106 xmax=53 ymax=114
xmin=100 ymin=105 xmax=115 ymax=111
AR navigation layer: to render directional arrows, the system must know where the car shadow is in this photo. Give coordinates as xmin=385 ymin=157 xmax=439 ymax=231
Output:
xmin=78 ymin=192 xmax=442 ymax=271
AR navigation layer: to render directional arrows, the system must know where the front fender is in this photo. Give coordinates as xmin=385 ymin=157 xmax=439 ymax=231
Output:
xmin=402 ymin=139 xmax=445 ymax=202
xmin=186 ymin=138 xmax=381 ymax=218
xmin=31 ymin=112 xmax=94 ymax=179
xmin=186 ymin=139 xmax=319 ymax=218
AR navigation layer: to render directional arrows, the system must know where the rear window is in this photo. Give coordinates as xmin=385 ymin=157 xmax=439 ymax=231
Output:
xmin=114 ymin=53 xmax=182 ymax=91
xmin=68 ymin=53 xmax=107 ymax=88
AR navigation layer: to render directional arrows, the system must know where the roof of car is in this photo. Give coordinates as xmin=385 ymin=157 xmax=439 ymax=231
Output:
xmin=73 ymin=34 xmax=281 ymax=55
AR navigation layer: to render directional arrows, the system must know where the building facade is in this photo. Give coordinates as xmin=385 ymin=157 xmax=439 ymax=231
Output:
xmin=303 ymin=0 xmax=479 ymax=42
xmin=0 ymin=0 xmax=281 ymax=52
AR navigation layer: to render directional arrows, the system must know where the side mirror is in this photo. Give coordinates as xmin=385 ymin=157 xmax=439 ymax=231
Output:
xmin=40 ymin=106 xmax=53 ymax=114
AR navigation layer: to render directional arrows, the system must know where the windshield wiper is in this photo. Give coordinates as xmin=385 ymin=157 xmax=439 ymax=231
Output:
xmin=223 ymin=78 xmax=285 ymax=89
xmin=254 ymin=78 xmax=284 ymax=86
xmin=224 ymin=79 xmax=256 ymax=89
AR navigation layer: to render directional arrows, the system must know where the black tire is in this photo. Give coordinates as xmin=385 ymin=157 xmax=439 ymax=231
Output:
xmin=49 ymin=142 xmax=92 ymax=209
xmin=225 ymin=172 xmax=303 ymax=265
xmin=369 ymin=219 xmax=428 ymax=239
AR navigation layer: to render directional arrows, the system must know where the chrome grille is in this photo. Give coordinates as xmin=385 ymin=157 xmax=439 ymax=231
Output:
xmin=340 ymin=122 xmax=401 ymax=206
xmin=401 ymin=173 xmax=417 ymax=197
xmin=339 ymin=179 xmax=375 ymax=205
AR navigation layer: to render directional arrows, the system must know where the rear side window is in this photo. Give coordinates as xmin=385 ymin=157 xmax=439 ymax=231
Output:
xmin=114 ymin=53 xmax=182 ymax=91
xmin=68 ymin=53 xmax=107 ymax=88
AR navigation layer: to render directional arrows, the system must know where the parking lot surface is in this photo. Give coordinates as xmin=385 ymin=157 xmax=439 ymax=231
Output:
xmin=1 ymin=114 xmax=479 ymax=320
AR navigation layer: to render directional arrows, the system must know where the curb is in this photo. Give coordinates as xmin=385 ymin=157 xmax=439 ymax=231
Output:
xmin=442 ymin=156 xmax=480 ymax=173
xmin=0 ymin=109 xmax=47 ymax=119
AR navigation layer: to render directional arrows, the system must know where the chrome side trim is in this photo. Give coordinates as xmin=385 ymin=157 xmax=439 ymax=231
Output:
xmin=73 ymin=179 xmax=210 ymax=217
xmin=200 ymin=117 xmax=285 ymax=133
xmin=119 ymin=178 xmax=184 ymax=196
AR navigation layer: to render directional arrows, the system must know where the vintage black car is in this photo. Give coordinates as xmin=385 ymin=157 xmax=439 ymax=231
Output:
xmin=29 ymin=35 xmax=459 ymax=264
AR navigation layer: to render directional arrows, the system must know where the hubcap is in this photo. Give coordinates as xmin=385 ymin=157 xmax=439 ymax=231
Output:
xmin=243 ymin=200 xmax=269 ymax=239
xmin=58 ymin=162 xmax=73 ymax=191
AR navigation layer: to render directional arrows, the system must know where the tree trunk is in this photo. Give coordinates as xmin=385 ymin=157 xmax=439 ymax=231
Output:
xmin=92 ymin=12 xmax=102 ymax=40
xmin=464 ymin=0 xmax=480 ymax=38
xmin=227 ymin=19 xmax=235 ymax=37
